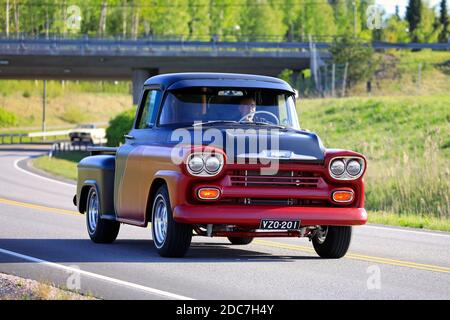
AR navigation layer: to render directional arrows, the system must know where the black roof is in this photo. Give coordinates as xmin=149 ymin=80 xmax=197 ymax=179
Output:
xmin=143 ymin=72 xmax=294 ymax=93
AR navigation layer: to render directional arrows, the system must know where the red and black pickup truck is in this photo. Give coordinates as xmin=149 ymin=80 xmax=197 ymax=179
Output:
xmin=74 ymin=73 xmax=367 ymax=258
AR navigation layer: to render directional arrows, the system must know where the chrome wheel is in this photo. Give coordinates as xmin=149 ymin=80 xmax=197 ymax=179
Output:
xmin=153 ymin=194 xmax=168 ymax=248
xmin=315 ymin=226 xmax=329 ymax=244
xmin=87 ymin=189 xmax=99 ymax=234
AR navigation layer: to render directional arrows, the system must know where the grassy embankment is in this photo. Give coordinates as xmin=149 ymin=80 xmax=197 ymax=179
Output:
xmin=300 ymin=95 xmax=450 ymax=231
xmin=349 ymin=50 xmax=450 ymax=96
xmin=0 ymin=80 xmax=131 ymax=129
xmin=32 ymin=152 xmax=88 ymax=181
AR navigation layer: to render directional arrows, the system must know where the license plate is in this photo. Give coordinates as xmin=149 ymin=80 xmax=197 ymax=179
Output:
xmin=260 ymin=220 xmax=301 ymax=230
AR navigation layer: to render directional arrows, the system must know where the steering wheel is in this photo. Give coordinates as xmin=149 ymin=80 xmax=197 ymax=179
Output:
xmin=239 ymin=111 xmax=280 ymax=125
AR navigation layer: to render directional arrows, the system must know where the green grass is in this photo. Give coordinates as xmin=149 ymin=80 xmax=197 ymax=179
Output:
xmin=300 ymin=95 xmax=450 ymax=221
xmin=0 ymin=81 xmax=131 ymax=129
xmin=348 ymin=50 xmax=450 ymax=96
xmin=32 ymin=152 xmax=88 ymax=181
xmin=368 ymin=211 xmax=450 ymax=232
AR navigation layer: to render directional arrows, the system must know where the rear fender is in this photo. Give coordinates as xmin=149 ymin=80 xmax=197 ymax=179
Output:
xmin=76 ymin=155 xmax=115 ymax=216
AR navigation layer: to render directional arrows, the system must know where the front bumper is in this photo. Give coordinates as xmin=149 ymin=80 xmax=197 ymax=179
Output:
xmin=173 ymin=205 xmax=367 ymax=227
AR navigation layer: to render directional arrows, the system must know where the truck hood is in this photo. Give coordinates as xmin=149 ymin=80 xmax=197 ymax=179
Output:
xmin=168 ymin=126 xmax=326 ymax=162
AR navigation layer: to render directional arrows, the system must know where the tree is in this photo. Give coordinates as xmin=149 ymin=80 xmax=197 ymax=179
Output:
xmin=282 ymin=0 xmax=301 ymax=41
xmin=239 ymin=0 xmax=287 ymax=41
xmin=406 ymin=0 xmax=422 ymax=42
xmin=209 ymin=0 xmax=241 ymax=41
xmin=148 ymin=0 xmax=191 ymax=38
xmin=298 ymin=0 xmax=336 ymax=39
xmin=98 ymin=0 xmax=108 ymax=37
xmin=188 ymin=0 xmax=211 ymax=40
xmin=395 ymin=5 xmax=401 ymax=20
xmin=333 ymin=0 xmax=351 ymax=35
xmin=414 ymin=1 xmax=441 ymax=43
xmin=382 ymin=15 xmax=410 ymax=43
xmin=359 ymin=0 xmax=375 ymax=40
xmin=438 ymin=0 xmax=449 ymax=42
xmin=329 ymin=36 xmax=377 ymax=88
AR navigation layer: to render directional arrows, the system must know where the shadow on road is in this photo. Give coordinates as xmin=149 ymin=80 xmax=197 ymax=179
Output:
xmin=0 ymin=239 xmax=320 ymax=263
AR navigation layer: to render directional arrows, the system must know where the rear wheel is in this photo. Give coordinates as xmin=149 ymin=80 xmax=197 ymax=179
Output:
xmin=312 ymin=226 xmax=352 ymax=259
xmin=227 ymin=237 xmax=254 ymax=245
xmin=151 ymin=185 xmax=192 ymax=257
xmin=86 ymin=187 xmax=120 ymax=243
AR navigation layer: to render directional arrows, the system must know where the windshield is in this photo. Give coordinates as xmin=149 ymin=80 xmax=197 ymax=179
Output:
xmin=158 ymin=87 xmax=300 ymax=129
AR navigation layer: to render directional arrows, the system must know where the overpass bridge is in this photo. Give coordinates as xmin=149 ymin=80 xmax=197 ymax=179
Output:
xmin=0 ymin=37 xmax=448 ymax=103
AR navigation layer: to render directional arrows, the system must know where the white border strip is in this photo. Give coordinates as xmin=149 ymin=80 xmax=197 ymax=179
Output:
xmin=363 ymin=225 xmax=450 ymax=239
xmin=0 ymin=247 xmax=194 ymax=300
xmin=13 ymin=157 xmax=76 ymax=187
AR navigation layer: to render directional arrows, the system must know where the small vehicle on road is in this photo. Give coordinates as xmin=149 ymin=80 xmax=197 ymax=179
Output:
xmin=74 ymin=73 xmax=367 ymax=258
xmin=68 ymin=124 xmax=106 ymax=145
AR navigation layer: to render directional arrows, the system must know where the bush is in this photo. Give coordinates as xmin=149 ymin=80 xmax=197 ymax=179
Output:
xmin=22 ymin=90 xmax=31 ymax=98
xmin=0 ymin=108 xmax=18 ymax=127
xmin=330 ymin=36 xmax=378 ymax=88
xmin=106 ymin=108 xmax=136 ymax=146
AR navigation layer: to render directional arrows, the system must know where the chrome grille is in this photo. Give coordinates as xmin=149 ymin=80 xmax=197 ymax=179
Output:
xmin=229 ymin=170 xmax=320 ymax=188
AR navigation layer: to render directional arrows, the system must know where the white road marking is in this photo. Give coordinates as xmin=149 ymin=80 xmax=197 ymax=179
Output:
xmin=0 ymin=247 xmax=194 ymax=300
xmin=13 ymin=157 xmax=76 ymax=188
xmin=363 ymin=225 xmax=450 ymax=239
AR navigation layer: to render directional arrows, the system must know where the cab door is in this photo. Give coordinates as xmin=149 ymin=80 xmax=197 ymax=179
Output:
xmin=114 ymin=87 xmax=163 ymax=225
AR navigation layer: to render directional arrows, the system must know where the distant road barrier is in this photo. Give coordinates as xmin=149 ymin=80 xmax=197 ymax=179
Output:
xmin=0 ymin=129 xmax=70 ymax=144
xmin=49 ymin=140 xmax=90 ymax=157
xmin=0 ymin=37 xmax=448 ymax=55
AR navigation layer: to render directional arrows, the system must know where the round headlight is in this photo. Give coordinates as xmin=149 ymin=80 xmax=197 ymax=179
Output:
xmin=205 ymin=156 xmax=221 ymax=173
xmin=188 ymin=155 xmax=204 ymax=173
xmin=346 ymin=159 xmax=362 ymax=176
xmin=330 ymin=159 xmax=345 ymax=176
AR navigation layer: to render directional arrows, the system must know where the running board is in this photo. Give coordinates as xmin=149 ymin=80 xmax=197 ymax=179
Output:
xmin=87 ymin=146 xmax=117 ymax=156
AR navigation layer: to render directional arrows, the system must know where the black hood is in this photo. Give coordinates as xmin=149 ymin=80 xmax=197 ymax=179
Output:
xmin=165 ymin=126 xmax=325 ymax=162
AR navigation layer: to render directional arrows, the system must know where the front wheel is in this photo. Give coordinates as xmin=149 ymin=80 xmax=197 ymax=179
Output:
xmin=227 ymin=237 xmax=254 ymax=245
xmin=151 ymin=185 xmax=192 ymax=257
xmin=312 ymin=226 xmax=352 ymax=259
xmin=86 ymin=187 xmax=120 ymax=243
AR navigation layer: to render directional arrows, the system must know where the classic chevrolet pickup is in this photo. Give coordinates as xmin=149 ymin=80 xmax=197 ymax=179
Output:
xmin=74 ymin=73 xmax=367 ymax=258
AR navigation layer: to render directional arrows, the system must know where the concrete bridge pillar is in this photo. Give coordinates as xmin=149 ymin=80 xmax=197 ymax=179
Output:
xmin=132 ymin=68 xmax=158 ymax=105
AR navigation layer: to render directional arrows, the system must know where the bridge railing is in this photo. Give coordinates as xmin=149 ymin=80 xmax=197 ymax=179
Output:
xmin=49 ymin=140 xmax=91 ymax=158
xmin=0 ymin=37 xmax=448 ymax=55
xmin=0 ymin=37 xmax=320 ymax=54
xmin=0 ymin=130 xmax=70 ymax=144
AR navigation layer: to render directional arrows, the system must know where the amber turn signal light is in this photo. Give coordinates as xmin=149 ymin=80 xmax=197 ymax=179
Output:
xmin=198 ymin=188 xmax=220 ymax=200
xmin=332 ymin=190 xmax=354 ymax=203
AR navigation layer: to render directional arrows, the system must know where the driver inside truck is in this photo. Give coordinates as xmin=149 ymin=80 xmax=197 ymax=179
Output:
xmin=238 ymin=96 xmax=257 ymax=122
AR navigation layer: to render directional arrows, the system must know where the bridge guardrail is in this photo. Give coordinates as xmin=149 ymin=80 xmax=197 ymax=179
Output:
xmin=0 ymin=38 xmax=448 ymax=55
xmin=0 ymin=130 xmax=70 ymax=144
xmin=49 ymin=140 xmax=91 ymax=157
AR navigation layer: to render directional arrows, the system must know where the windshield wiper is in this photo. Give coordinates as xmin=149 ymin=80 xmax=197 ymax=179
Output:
xmin=239 ymin=120 xmax=287 ymax=129
xmin=192 ymin=120 xmax=240 ymax=127
xmin=191 ymin=120 xmax=288 ymax=130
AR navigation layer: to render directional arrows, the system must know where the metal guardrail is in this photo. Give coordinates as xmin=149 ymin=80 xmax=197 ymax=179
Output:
xmin=0 ymin=38 xmax=448 ymax=56
xmin=49 ymin=140 xmax=91 ymax=157
xmin=0 ymin=130 xmax=70 ymax=144
xmin=0 ymin=38 xmax=315 ymax=56
xmin=0 ymin=129 xmax=107 ymax=145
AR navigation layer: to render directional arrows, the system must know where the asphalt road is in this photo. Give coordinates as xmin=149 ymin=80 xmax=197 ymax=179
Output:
xmin=0 ymin=147 xmax=449 ymax=300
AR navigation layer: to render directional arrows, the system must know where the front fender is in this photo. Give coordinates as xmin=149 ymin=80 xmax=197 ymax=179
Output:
xmin=153 ymin=170 xmax=187 ymax=209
